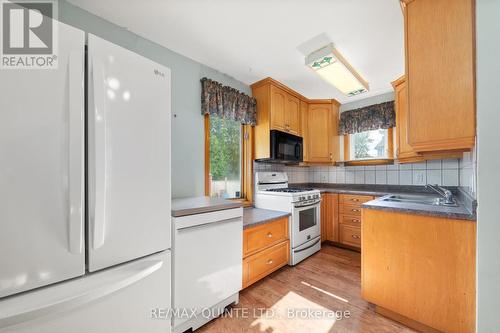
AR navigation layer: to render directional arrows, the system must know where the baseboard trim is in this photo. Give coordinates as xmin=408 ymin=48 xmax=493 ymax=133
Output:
xmin=375 ymin=306 xmax=443 ymax=333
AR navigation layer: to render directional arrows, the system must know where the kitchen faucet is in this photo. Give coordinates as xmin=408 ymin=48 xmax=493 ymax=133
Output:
xmin=426 ymin=184 xmax=456 ymax=205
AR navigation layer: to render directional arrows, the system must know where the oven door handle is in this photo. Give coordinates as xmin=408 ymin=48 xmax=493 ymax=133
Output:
xmin=294 ymin=201 xmax=321 ymax=209
xmin=294 ymin=239 xmax=321 ymax=253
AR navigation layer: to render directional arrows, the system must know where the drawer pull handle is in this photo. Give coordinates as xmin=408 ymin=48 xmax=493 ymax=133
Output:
xmin=351 ymin=198 xmax=359 ymax=202
xmin=267 ymin=259 xmax=274 ymax=265
xmin=352 ymin=209 xmax=360 ymax=212
xmin=351 ymin=235 xmax=360 ymax=239
xmin=352 ymin=219 xmax=360 ymax=223
xmin=267 ymin=232 xmax=273 ymax=238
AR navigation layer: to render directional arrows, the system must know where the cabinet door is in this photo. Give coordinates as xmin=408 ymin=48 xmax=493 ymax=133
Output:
xmin=300 ymin=100 xmax=309 ymax=161
xmin=339 ymin=224 xmax=361 ymax=248
xmin=308 ymin=104 xmax=333 ymax=163
xmin=320 ymin=194 xmax=328 ymax=242
xmin=321 ymin=193 xmax=339 ymax=242
xmin=285 ymin=94 xmax=300 ymax=135
xmin=405 ymin=0 xmax=475 ymax=152
xmin=270 ymin=85 xmax=287 ymax=131
xmin=393 ymin=77 xmax=423 ymax=162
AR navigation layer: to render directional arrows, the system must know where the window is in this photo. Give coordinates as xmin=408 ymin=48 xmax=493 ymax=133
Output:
xmin=204 ymin=115 xmax=253 ymax=203
xmin=344 ymin=128 xmax=394 ymax=161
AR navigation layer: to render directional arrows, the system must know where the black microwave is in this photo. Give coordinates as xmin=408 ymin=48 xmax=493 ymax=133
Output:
xmin=257 ymin=130 xmax=303 ymax=164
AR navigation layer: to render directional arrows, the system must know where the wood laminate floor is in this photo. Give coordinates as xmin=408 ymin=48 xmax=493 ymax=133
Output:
xmin=197 ymin=244 xmax=415 ymax=333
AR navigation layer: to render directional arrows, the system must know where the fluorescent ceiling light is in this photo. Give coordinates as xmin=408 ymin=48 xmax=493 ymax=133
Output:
xmin=306 ymin=43 xmax=369 ymax=97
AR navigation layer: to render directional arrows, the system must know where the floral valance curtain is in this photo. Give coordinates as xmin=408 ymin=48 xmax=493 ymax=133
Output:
xmin=201 ymin=78 xmax=257 ymax=126
xmin=338 ymin=101 xmax=396 ymax=135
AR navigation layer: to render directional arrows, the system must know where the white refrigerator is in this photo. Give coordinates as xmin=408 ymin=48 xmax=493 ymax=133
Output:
xmin=0 ymin=20 xmax=172 ymax=333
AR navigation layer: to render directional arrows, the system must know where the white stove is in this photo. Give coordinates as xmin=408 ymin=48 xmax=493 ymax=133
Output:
xmin=255 ymin=172 xmax=321 ymax=265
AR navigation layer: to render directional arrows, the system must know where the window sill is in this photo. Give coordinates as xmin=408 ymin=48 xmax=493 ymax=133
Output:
xmin=340 ymin=159 xmax=395 ymax=166
xmin=228 ymin=198 xmax=253 ymax=208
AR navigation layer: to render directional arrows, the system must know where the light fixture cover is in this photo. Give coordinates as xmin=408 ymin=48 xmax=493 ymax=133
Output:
xmin=306 ymin=43 xmax=369 ymax=97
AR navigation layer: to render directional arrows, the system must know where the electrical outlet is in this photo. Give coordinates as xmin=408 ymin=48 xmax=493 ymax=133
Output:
xmin=413 ymin=170 xmax=426 ymax=185
xmin=321 ymin=174 xmax=328 ymax=182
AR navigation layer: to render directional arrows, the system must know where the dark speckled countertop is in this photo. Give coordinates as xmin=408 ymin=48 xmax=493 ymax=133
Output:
xmin=243 ymin=207 xmax=290 ymax=229
xmin=290 ymin=183 xmax=476 ymax=221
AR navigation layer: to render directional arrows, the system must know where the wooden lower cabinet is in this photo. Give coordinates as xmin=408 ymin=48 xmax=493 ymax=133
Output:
xmin=321 ymin=193 xmax=374 ymax=250
xmin=337 ymin=194 xmax=374 ymax=250
xmin=242 ymin=217 xmax=289 ymax=288
xmin=339 ymin=224 xmax=361 ymax=248
xmin=242 ymin=240 xmax=289 ymax=288
xmin=243 ymin=217 xmax=288 ymax=257
xmin=362 ymin=208 xmax=476 ymax=333
xmin=320 ymin=193 xmax=338 ymax=242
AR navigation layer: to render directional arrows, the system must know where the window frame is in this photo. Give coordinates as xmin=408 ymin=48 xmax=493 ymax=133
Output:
xmin=343 ymin=127 xmax=394 ymax=165
xmin=204 ymin=114 xmax=253 ymax=206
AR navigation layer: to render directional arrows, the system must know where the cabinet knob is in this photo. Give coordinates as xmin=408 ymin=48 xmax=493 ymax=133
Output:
xmin=352 ymin=219 xmax=360 ymax=223
xmin=352 ymin=235 xmax=360 ymax=239
xmin=351 ymin=198 xmax=359 ymax=202
xmin=352 ymin=209 xmax=360 ymax=212
xmin=267 ymin=232 xmax=273 ymax=238
xmin=267 ymin=259 xmax=274 ymax=265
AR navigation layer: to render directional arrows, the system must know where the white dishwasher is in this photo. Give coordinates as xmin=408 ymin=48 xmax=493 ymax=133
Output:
xmin=172 ymin=207 xmax=243 ymax=333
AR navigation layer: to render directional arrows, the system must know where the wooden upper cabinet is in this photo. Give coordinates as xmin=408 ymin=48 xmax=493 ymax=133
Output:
xmin=392 ymin=76 xmax=423 ymax=163
xmin=286 ymin=94 xmax=300 ymax=135
xmin=403 ymin=0 xmax=475 ymax=152
xmin=251 ymin=77 xmax=340 ymax=163
xmin=269 ymin=84 xmax=300 ymax=135
xmin=270 ymin=85 xmax=287 ymax=132
xmin=300 ymin=100 xmax=309 ymax=162
xmin=308 ymin=102 xmax=338 ymax=163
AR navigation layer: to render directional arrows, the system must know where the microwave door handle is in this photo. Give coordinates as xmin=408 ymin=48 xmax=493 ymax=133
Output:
xmin=295 ymin=143 xmax=301 ymax=160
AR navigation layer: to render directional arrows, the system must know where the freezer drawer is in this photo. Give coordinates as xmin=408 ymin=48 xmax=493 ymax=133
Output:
xmin=0 ymin=251 xmax=171 ymax=333
xmin=173 ymin=208 xmax=243 ymax=329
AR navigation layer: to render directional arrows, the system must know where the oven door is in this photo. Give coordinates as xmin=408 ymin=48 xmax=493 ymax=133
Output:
xmin=292 ymin=201 xmax=320 ymax=248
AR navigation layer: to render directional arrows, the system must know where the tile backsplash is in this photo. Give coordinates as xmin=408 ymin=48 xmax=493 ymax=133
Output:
xmin=255 ymin=158 xmax=470 ymax=190
xmin=459 ymin=149 xmax=477 ymax=197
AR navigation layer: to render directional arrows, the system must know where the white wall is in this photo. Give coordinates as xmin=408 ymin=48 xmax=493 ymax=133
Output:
xmin=58 ymin=1 xmax=251 ymax=198
xmin=340 ymin=91 xmax=395 ymax=112
xmin=476 ymin=0 xmax=500 ymax=331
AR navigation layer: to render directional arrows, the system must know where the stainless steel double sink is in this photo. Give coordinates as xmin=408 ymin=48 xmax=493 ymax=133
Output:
xmin=381 ymin=194 xmax=458 ymax=207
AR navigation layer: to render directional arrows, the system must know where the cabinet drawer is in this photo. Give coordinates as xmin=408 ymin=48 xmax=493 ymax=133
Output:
xmin=339 ymin=224 xmax=361 ymax=248
xmin=340 ymin=194 xmax=374 ymax=206
xmin=243 ymin=240 xmax=289 ymax=288
xmin=243 ymin=217 xmax=288 ymax=257
xmin=339 ymin=204 xmax=363 ymax=216
xmin=340 ymin=214 xmax=362 ymax=226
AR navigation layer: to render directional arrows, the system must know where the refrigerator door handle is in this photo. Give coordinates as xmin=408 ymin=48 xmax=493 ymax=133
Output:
xmin=0 ymin=259 xmax=163 ymax=329
xmin=91 ymin=58 xmax=107 ymax=250
xmin=68 ymin=50 xmax=84 ymax=254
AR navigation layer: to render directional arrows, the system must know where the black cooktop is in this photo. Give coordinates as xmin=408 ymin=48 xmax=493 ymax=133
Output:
xmin=265 ymin=188 xmax=314 ymax=193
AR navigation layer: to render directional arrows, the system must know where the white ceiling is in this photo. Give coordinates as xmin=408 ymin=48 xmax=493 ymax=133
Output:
xmin=68 ymin=0 xmax=404 ymax=103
